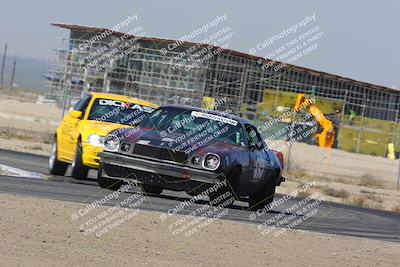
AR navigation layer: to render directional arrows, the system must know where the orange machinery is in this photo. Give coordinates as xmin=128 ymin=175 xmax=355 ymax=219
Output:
xmin=294 ymin=94 xmax=335 ymax=148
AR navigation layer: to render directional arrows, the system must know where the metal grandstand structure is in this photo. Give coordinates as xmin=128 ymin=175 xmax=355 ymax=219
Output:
xmin=46 ymin=23 xmax=400 ymax=156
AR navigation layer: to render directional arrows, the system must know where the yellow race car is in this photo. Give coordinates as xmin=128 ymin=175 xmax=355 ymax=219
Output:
xmin=49 ymin=92 xmax=157 ymax=179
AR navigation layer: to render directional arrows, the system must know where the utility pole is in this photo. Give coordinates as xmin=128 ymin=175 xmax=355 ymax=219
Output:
xmin=356 ymin=90 xmax=367 ymax=153
xmin=0 ymin=43 xmax=7 ymax=90
xmin=9 ymin=58 xmax=16 ymax=90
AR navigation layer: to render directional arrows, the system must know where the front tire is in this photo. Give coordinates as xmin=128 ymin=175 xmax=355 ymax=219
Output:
xmin=141 ymin=184 xmax=163 ymax=195
xmin=71 ymin=140 xmax=89 ymax=179
xmin=209 ymin=184 xmax=235 ymax=208
xmin=97 ymin=163 xmax=123 ymax=190
xmin=208 ymin=167 xmax=240 ymax=208
xmin=49 ymin=139 xmax=68 ymax=176
xmin=249 ymin=177 xmax=276 ymax=211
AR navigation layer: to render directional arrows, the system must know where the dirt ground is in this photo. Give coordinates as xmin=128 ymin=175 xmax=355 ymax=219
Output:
xmin=0 ymin=97 xmax=61 ymax=155
xmin=0 ymin=193 xmax=399 ymax=266
xmin=287 ymin=142 xmax=398 ymax=185
xmin=277 ymin=175 xmax=400 ymax=212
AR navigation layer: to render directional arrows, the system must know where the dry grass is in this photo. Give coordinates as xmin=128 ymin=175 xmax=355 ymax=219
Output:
xmin=358 ymin=174 xmax=384 ymax=188
xmin=0 ymin=128 xmax=52 ymax=144
xmin=360 ymin=189 xmax=376 ymax=194
xmin=364 ymin=193 xmax=384 ymax=203
xmin=348 ymin=195 xmax=384 ymax=210
xmin=296 ymin=181 xmax=314 ymax=198
xmin=367 ymin=203 xmax=384 ymax=210
xmin=322 ymin=187 xmax=350 ymax=199
xmin=392 ymin=205 xmax=400 ymax=213
xmin=26 ymin=145 xmax=43 ymax=151
xmin=336 ymin=177 xmax=349 ymax=184
xmin=286 ymin=168 xmax=307 ymax=179
xmin=282 ymin=169 xmax=398 ymax=212
xmin=351 ymin=196 xmax=367 ymax=207
xmin=336 ymin=177 xmax=357 ymax=185
xmin=1 ymin=90 xmax=38 ymax=101
xmin=297 ymin=190 xmax=314 ymax=198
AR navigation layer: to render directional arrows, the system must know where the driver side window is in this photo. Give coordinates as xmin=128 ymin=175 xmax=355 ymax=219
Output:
xmin=246 ymin=125 xmax=264 ymax=150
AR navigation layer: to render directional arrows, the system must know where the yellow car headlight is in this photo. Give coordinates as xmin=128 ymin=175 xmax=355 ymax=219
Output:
xmin=87 ymin=134 xmax=105 ymax=147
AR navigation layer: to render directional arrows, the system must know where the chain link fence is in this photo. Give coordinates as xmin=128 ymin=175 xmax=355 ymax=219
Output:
xmin=46 ymin=28 xmax=400 ymax=158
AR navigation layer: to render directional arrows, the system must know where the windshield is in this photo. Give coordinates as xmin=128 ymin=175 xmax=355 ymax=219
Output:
xmin=140 ymin=107 xmax=246 ymax=146
xmin=87 ymin=98 xmax=155 ymax=126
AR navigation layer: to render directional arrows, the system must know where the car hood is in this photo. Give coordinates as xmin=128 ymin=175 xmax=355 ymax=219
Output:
xmin=79 ymin=120 xmax=132 ymax=137
xmin=111 ymin=127 xmax=246 ymax=156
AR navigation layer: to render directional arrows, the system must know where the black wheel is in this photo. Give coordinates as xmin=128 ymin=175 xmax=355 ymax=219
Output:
xmin=249 ymin=177 xmax=276 ymax=211
xmin=209 ymin=184 xmax=235 ymax=208
xmin=71 ymin=140 xmax=89 ymax=179
xmin=97 ymin=163 xmax=123 ymax=190
xmin=141 ymin=184 xmax=163 ymax=195
xmin=48 ymin=139 xmax=68 ymax=176
xmin=208 ymin=167 xmax=240 ymax=208
xmin=186 ymin=190 xmax=200 ymax=197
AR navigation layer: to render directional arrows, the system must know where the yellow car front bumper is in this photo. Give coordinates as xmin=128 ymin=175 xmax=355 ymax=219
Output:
xmin=81 ymin=142 xmax=103 ymax=169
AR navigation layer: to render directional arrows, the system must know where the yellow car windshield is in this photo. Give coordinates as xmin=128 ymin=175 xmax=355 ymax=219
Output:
xmin=87 ymin=98 xmax=155 ymax=126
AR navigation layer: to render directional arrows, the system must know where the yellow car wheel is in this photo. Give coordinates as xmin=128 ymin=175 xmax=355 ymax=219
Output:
xmin=71 ymin=140 xmax=89 ymax=179
xmin=49 ymin=139 xmax=68 ymax=176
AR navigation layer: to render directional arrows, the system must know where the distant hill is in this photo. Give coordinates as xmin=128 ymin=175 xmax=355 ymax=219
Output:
xmin=2 ymin=56 xmax=49 ymax=92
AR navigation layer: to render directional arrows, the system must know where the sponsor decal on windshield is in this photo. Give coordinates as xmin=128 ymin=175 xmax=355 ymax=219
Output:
xmin=191 ymin=111 xmax=238 ymax=126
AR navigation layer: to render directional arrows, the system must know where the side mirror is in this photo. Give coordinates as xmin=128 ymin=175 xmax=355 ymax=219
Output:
xmin=69 ymin=110 xmax=82 ymax=119
xmin=249 ymin=141 xmax=263 ymax=151
xmin=256 ymin=141 xmax=264 ymax=150
xmin=249 ymin=142 xmax=257 ymax=151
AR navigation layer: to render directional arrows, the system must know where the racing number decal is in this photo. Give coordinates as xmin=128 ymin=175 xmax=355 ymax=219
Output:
xmin=253 ymin=156 xmax=266 ymax=181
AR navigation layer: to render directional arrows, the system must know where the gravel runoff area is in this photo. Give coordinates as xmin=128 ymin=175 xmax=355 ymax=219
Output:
xmin=1 ymin=193 xmax=399 ymax=266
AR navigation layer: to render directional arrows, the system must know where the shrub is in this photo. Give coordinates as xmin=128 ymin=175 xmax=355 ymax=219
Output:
xmin=322 ymin=187 xmax=350 ymax=199
xmin=358 ymin=174 xmax=383 ymax=188
xmin=351 ymin=196 xmax=366 ymax=207
xmin=392 ymin=205 xmax=400 ymax=213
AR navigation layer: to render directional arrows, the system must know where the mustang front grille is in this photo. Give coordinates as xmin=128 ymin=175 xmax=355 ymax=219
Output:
xmin=133 ymin=144 xmax=188 ymax=163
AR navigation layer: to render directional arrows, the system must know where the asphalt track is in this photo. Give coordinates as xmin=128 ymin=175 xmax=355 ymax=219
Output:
xmin=0 ymin=148 xmax=399 ymax=242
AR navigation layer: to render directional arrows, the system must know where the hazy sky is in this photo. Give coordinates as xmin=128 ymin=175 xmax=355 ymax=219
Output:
xmin=0 ymin=0 xmax=399 ymax=88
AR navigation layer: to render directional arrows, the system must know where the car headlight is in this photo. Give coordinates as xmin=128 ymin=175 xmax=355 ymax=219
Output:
xmin=120 ymin=142 xmax=132 ymax=153
xmin=202 ymin=153 xmax=220 ymax=171
xmin=103 ymin=135 xmax=120 ymax=152
xmin=191 ymin=155 xmax=202 ymax=165
xmin=87 ymin=134 xmax=105 ymax=147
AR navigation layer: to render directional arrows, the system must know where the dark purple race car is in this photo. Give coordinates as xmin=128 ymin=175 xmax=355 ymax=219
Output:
xmin=97 ymin=104 xmax=285 ymax=210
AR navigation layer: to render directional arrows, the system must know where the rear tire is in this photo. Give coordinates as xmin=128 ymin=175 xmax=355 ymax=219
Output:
xmin=71 ymin=140 xmax=89 ymax=179
xmin=48 ymin=139 xmax=68 ymax=176
xmin=97 ymin=163 xmax=123 ymax=190
xmin=141 ymin=184 xmax=163 ymax=195
xmin=249 ymin=177 xmax=276 ymax=211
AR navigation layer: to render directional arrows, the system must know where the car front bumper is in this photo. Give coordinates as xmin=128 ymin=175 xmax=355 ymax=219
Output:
xmin=99 ymin=151 xmax=221 ymax=186
xmin=82 ymin=143 xmax=103 ymax=169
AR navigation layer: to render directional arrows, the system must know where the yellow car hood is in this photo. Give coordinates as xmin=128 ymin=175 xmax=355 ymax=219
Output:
xmin=79 ymin=120 xmax=132 ymax=137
